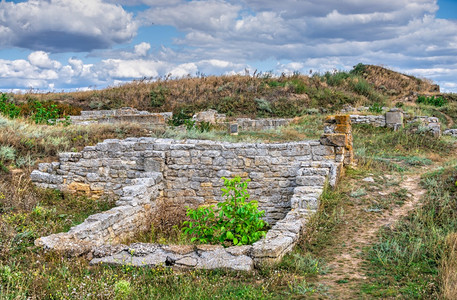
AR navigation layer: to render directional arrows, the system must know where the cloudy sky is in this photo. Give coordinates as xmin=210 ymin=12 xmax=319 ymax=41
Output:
xmin=0 ymin=0 xmax=456 ymax=92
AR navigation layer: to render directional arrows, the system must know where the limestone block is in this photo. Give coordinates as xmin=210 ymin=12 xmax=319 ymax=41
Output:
xmin=320 ymin=134 xmax=347 ymax=147
xmin=65 ymin=182 xmax=91 ymax=195
xmin=193 ymin=109 xmax=219 ymax=123
xmin=385 ymin=111 xmax=403 ymax=129
xmin=296 ymin=175 xmax=326 ymax=186
xmin=144 ymin=158 xmax=162 ymax=172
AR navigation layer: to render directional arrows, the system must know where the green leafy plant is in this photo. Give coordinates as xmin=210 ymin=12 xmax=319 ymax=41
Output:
xmin=416 ymin=95 xmax=446 ymax=107
xmin=114 ymin=280 xmax=132 ymax=299
xmin=350 ymin=63 xmax=366 ymax=75
xmin=183 ymin=176 xmax=268 ymax=246
xmin=184 ymin=119 xmax=196 ymax=131
xmin=0 ymin=93 xmax=20 ymax=119
xmin=168 ymin=110 xmax=192 ymax=127
xmin=32 ymin=102 xmax=60 ymax=124
xmin=196 ymin=121 xmax=212 ymax=132
xmin=368 ymin=102 xmax=384 ymax=113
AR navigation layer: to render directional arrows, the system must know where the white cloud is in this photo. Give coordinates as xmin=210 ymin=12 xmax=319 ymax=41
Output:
xmin=28 ymin=51 xmax=61 ymax=69
xmin=0 ymin=0 xmax=457 ymax=92
xmin=0 ymin=0 xmax=138 ymax=52
xmin=134 ymin=42 xmax=151 ymax=57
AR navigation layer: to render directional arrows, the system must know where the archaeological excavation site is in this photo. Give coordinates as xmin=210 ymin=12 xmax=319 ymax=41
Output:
xmin=4 ymin=64 xmax=456 ymax=298
xmin=31 ymin=114 xmax=354 ymax=271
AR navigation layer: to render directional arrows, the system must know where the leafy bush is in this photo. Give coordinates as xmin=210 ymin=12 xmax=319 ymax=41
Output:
xmin=350 ymin=63 xmax=366 ymax=75
xmin=0 ymin=93 xmax=20 ymax=119
xmin=150 ymin=86 xmax=168 ymax=107
xmin=255 ymin=97 xmax=272 ymax=114
xmin=32 ymin=102 xmax=59 ymax=124
xmin=416 ymin=95 xmax=446 ymax=107
xmin=183 ymin=119 xmax=196 ymax=131
xmin=0 ymin=94 xmax=71 ymax=125
xmin=183 ymin=176 xmax=268 ymax=246
xmin=168 ymin=110 xmax=193 ymax=127
xmin=368 ymin=102 xmax=384 ymax=113
xmin=196 ymin=121 xmax=212 ymax=133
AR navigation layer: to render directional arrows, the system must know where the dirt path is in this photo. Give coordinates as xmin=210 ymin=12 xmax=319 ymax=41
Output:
xmin=313 ymin=170 xmax=428 ymax=299
xmin=432 ymin=108 xmax=454 ymax=128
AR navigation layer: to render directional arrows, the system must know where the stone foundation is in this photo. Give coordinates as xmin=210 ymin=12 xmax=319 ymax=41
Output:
xmin=32 ymin=115 xmax=353 ymax=271
xmin=67 ymin=107 xmax=172 ymax=126
xmin=347 ymin=108 xmax=441 ymax=136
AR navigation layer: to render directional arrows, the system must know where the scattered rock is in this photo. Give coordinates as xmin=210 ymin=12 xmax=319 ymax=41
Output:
xmin=362 ymin=177 xmax=375 ymax=183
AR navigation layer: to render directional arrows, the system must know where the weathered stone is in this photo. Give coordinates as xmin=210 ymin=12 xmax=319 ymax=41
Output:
xmin=385 ymin=111 xmax=404 ymax=129
xmin=320 ymin=134 xmax=347 ymax=147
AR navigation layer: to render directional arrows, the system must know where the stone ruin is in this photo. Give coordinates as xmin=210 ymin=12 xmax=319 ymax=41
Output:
xmin=342 ymin=106 xmax=441 ymax=137
xmin=31 ymin=115 xmax=354 ymax=271
xmin=67 ymin=108 xmax=293 ymax=133
xmin=67 ymin=107 xmax=172 ymax=126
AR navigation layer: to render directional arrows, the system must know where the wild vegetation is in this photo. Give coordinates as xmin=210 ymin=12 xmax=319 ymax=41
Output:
xmin=1 ymin=64 xmax=457 ymax=298
xmin=4 ymin=64 xmax=447 ymax=119
xmin=183 ymin=176 xmax=268 ymax=246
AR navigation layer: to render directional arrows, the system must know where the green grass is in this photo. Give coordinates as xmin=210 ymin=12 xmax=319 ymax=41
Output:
xmin=353 ymin=124 xmax=450 ymax=172
xmin=361 ymin=166 xmax=457 ymax=298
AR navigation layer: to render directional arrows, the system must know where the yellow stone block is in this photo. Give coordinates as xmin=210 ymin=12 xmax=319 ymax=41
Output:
xmin=66 ymin=182 xmax=91 ymax=194
xmin=335 ymin=115 xmax=351 ymax=125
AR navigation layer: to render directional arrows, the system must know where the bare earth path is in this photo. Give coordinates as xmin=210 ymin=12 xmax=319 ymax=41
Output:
xmin=313 ymin=169 xmax=429 ymax=299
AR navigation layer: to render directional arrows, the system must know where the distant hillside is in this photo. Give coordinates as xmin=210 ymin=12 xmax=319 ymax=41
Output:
xmin=359 ymin=64 xmax=439 ymax=98
xmin=8 ymin=64 xmax=448 ymax=118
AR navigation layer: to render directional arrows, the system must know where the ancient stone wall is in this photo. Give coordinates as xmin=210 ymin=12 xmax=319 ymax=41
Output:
xmin=32 ymin=138 xmax=342 ymax=225
xmin=32 ymin=115 xmax=354 ymax=270
xmin=347 ymin=108 xmax=441 ymax=136
xmin=235 ymin=118 xmax=293 ymax=131
xmin=68 ymin=107 xmax=172 ymax=125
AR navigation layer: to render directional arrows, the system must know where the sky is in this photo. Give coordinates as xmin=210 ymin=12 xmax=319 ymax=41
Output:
xmin=0 ymin=0 xmax=457 ymax=93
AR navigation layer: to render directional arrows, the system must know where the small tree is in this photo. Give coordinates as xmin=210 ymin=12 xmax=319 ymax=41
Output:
xmin=182 ymin=176 xmax=268 ymax=246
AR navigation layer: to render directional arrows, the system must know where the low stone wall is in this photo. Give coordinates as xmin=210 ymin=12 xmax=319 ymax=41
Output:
xmin=32 ymin=115 xmax=353 ymax=270
xmin=444 ymin=129 xmax=457 ymax=136
xmin=349 ymin=108 xmax=403 ymax=129
xmin=407 ymin=116 xmax=441 ymax=137
xmin=68 ymin=107 xmax=172 ymax=126
xmin=347 ymin=108 xmax=441 ymax=136
xmin=349 ymin=114 xmax=386 ymax=127
xmin=236 ymin=118 xmax=293 ymax=131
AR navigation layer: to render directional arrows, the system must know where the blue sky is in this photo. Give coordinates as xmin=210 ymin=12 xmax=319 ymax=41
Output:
xmin=0 ymin=0 xmax=456 ymax=92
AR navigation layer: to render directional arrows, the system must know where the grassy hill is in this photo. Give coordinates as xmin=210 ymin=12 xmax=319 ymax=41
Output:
xmin=8 ymin=63 xmax=451 ymax=118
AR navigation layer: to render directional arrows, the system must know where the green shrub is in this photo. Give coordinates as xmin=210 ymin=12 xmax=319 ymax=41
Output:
xmin=114 ymin=280 xmax=132 ymax=299
xmin=416 ymin=95 xmax=446 ymax=107
xmin=255 ymin=98 xmax=272 ymax=114
xmin=324 ymin=71 xmax=350 ymax=87
xmin=350 ymin=63 xmax=366 ymax=75
xmin=183 ymin=176 xmax=268 ymax=246
xmin=288 ymin=78 xmax=307 ymax=94
xmin=196 ymin=121 xmax=212 ymax=133
xmin=0 ymin=93 xmax=20 ymax=119
xmin=32 ymin=102 xmax=59 ymax=124
xmin=168 ymin=110 xmax=192 ymax=127
xmin=150 ymin=86 xmax=168 ymax=107
xmin=368 ymin=102 xmax=384 ymax=113
xmin=184 ymin=119 xmax=196 ymax=131
xmin=350 ymin=77 xmax=372 ymax=96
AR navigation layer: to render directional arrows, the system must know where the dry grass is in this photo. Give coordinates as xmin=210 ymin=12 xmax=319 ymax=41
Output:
xmin=0 ymin=116 xmax=149 ymax=162
xmin=8 ymin=64 xmax=439 ymax=119
xmin=442 ymin=233 xmax=457 ymax=300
